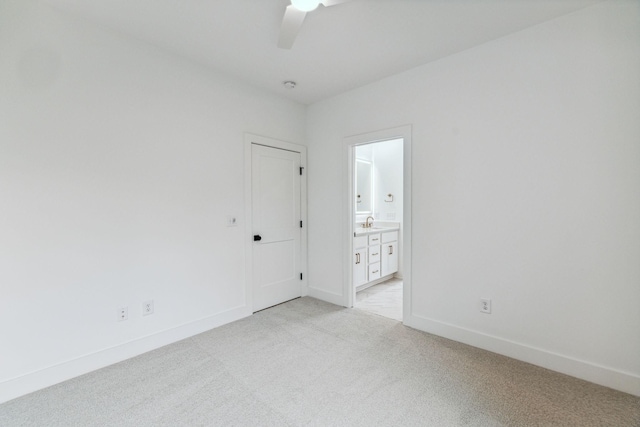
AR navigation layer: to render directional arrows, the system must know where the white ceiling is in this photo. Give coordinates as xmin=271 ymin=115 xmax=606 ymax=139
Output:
xmin=44 ymin=0 xmax=602 ymax=105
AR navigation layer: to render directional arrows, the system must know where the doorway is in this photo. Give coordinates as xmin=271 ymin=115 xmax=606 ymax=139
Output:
xmin=245 ymin=134 xmax=307 ymax=313
xmin=353 ymin=139 xmax=403 ymax=320
xmin=343 ymin=126 xmax=412 ymax=322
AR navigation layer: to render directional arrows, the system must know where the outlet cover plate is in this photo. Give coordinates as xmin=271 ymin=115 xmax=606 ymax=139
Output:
xmin=480 ymin=298 xmax=491 ymax=314
xmin=142 ymin=300 xmax=154 ymax=316
xmin=118 ymin=307 xmax=128 ymax=321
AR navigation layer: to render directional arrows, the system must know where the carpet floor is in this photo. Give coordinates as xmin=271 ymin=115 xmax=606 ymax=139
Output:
xmin=1 ymin=297 xmax=638 ymax=426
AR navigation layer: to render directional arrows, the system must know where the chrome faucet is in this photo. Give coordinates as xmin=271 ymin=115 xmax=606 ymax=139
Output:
xmin=364 ymin=216 xmax=374 ymax=228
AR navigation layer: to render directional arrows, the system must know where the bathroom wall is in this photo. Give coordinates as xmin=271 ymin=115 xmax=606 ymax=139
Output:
xmin=372 ymin=139 xmax=403 ymax=223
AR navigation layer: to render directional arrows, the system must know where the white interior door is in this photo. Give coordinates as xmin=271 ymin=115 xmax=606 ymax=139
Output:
xmin=252 ymin=144 xmax=302 ymax=312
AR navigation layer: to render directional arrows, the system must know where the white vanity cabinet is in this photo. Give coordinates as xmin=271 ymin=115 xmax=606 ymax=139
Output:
xmin=353 ymin=228 xmax=399 ymax=289
xmin=381 ymin=230 xmax=399 ymax=276
xmin=353 ymin=236 xmax=368 ymax=287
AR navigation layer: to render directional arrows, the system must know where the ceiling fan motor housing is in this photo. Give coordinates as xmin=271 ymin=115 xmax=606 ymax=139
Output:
xmin=291 ymin=0 xmax=320 ymax=12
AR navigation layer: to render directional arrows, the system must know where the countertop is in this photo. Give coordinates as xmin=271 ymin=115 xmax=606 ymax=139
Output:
xmin=354 ymin=225 xmax=399 ymax=236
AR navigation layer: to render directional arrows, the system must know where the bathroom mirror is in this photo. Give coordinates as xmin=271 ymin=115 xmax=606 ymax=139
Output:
xmin=356 ymin=159 xmax=373 ymax=214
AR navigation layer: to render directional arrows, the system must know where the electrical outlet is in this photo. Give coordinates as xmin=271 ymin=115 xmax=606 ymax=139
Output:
xmin=142 ymin=300 xmax=154 ymax=316
xmin=117 ymin=307 xmax=128 ymax=321
xmin=480 ymin=298 xmax=491 ymax=314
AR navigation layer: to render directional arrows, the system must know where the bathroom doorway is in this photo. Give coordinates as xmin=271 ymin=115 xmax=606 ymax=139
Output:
xmin=343 ymin=126 xmax=412 ymax=323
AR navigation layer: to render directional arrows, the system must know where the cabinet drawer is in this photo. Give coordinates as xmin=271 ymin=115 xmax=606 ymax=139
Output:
xmin=368 ymin=233 xmax=381 ymax=245
xmin=354 ymin=235 xmax=368 ymax=249
xmin=381 ymin=230 xmax=398 ymax=244
xmin=368 ymin=263 xmax=381 ymax=280
xmin=368 ymin=245 xmax=381 ymax=263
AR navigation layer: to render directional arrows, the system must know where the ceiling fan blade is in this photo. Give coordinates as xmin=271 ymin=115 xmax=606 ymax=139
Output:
xmin=277 ymin=5 xmax=307 ymax=49
xmin=320 ymin=0 xmax=351 ymax=7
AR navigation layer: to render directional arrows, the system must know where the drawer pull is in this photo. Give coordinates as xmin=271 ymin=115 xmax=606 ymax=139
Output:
xmin=372 ymin=252 xmax=379 ymax=256
xmin=388 ymin=246 xmax=393 ymax=255
xmin=371 ymin=238 xmax=379 ymax=241
xmin=355 ymin=253 xmax=360 ymax=264
xmin=372 ymin=270 xmax=379 ymax=274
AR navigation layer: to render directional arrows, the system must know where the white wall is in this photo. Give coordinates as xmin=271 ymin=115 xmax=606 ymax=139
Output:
xmin=306 ymin=1 xmax=640 ymax=396
xmin=372 ymin=139 xmax=403 ymax=223
xmin=0 ymin=0 xmax=305 ymax=402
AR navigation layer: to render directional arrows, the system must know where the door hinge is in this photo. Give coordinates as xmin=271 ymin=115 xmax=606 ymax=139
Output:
xmin=300 ymin=220 xmax=303 ymax=228
xmin=300 ymin=273 xmax=303 ymax=280
xmin=299 ymin=166 xmax=304 ymax=176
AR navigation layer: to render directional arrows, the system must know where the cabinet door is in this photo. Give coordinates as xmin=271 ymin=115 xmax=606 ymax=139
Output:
xmin=381 ymin=242 xmax=398 ymax=276
xmin=353 ymin=249 xmax=368 ymax=286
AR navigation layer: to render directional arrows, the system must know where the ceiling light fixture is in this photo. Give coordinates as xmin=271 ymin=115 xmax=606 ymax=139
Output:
xmin=290 ymin=0 xmax=320 ymax=12
xmin=283 ymin=80 xmax=297 ymax=89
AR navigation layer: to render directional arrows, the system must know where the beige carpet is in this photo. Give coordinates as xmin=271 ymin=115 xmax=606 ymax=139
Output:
xmin=1 ymin=297 xmax=638 ymax=426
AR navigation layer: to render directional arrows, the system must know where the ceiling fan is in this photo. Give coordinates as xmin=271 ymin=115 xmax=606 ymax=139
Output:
xmin=278 ymin=0 xmax=352 ymax=49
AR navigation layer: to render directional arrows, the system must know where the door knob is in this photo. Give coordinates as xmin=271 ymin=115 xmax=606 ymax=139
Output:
xmin=253 ymin=235 xmax=262 ymax=241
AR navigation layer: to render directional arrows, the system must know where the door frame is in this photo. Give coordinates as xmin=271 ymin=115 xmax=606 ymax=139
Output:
xmin=244 ymin=133 xmax=308 ymax=313
xmin=343 ymin=125 xmax=412 ymax=321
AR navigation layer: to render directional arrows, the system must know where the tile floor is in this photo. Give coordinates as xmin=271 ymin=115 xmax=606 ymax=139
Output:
xmin=354 ymin=278 xmax=403 ymax=321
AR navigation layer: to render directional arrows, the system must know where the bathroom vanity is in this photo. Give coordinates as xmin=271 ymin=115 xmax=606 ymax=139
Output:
xmin=353 ymin=226 xmax=399 ymax=291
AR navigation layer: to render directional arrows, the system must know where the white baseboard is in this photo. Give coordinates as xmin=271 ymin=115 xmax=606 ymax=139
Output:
xmin=0 ymin=305 xmax=251 ymax=404
xmin=405 ymin=313 xmax=640 ymax=397
xmin=307 ymin=286 xmax=345 ymax=307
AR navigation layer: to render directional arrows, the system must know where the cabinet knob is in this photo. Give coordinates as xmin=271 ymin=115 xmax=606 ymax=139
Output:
xmin=253 ymin=235 xmax=262 ymax=241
